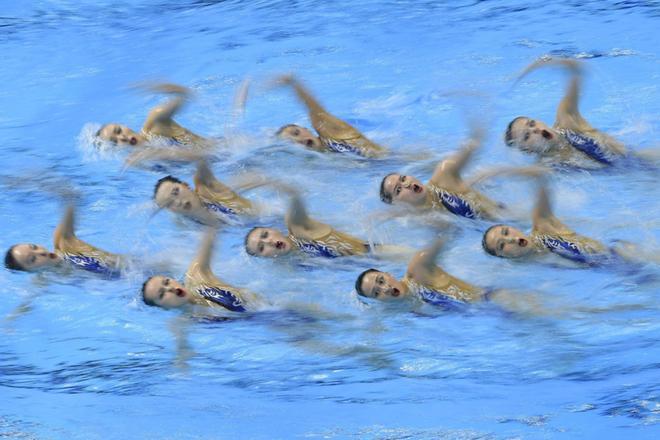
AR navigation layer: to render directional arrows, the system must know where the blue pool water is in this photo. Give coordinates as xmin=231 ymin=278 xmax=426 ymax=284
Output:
xmin=1 ymin=1 xmax=659 ymax=438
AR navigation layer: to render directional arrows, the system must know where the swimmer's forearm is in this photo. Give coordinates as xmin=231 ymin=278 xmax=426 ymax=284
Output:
xmin=54 ymin=205 xmax=76 ymax=246
xmin=465 ymin=165 xmax=549 ymax=187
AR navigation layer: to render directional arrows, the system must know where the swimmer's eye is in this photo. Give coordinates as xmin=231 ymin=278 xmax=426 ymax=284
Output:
xmin=395 ymin=187 xmax=401 ymax=195
xmin=114 ymin=126 xmax=122 ymax=134
xmin=258 ymin=243 xmax=264 ymax=254
xmin=502 ymin=227 xmax=508 ymax=236
xmin=159 ymin=291 xmax=165 ymax=300
xmin=498 ymin=242 xmax=504 ymax=252
xmin=293 ymin=129 xmax=300 ymax=136
xmin=29 ymin=255 xmax=36 ymax=264
xmin=30 ymin=244 xmax=37 ymax=250
xmin=377 ymin=276 xmax=384 ymax=285
xmin=164 ymin=278 xmax=170 ymax=286
xmin=529 ymin=120 xmax=536 ymax=128
xmin=373 ymin=291 xmax=379 ymax=298
xmin=109 ymin=137 xmax=118 ymax=144
xmin=523 ymin=133 xmax=530 ymax=142
xmin=171 ymin=187 xmax=180 ymax=196
xmin=260 ymin=230 xmax=268 ymax=239
xmin=400 ymin=176 xmax=406 ymax=183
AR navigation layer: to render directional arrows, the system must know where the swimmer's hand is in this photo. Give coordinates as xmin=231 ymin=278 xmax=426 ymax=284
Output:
xmin=131 ymin=81 xmax=193 ymax=96
xmin=123 ymin=148 xmax=212 ymax=169
xmin=517 ymin=57 xmax=583 ymax=83
xmin=465 ymin=165 xmax=550 ymax=187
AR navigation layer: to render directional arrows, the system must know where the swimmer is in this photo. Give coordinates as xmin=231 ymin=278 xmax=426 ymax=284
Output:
xmin=380 ymin=125 xmax=536 ymax=220
xmin=505 ymin=58 xmax=628 ymax=167
xmin=4 ymin=206 xmax=122 ymax=276
xmin=153 ymin=161 xmax=255 ymax=226
xmin=142 ymin=229 xmax=257 ymax=312
xmin=96 ymin=83 xmax=208 ymax=148
xmin=245 ymin=183 xmax=371 ymax=258
xmin=482 ymin=183 xmax=620 ymax=266
xmin=274 ymin=75 xmax=387 ymax=158
xmin=355 ymin=238 xmax=495 ymax=311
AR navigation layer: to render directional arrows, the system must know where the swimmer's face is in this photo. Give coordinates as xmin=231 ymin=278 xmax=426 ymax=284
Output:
xmin=9 ymin=244 xmax=62 ymax=271
xmin=507 ymin=117 xmax=556 ymax=153
xmin=143 ymin=276 xmax=190 ymax=309
xmin=277 ymin=125 xmax=322 ymax=149
xmin=98 ymin=124 xmax=146 ymax=147
xmin=382 ymin=174 xmax=427 ymax=206
xmin=155 ymin=180 xmax=204 ymax=214
xmin=245 ymin=227 xmax=293 ymax=258
xmin=358 ymin=270 xmax=407 ymax=301
xmin=484 ymin=225 xmax=533 ymax=258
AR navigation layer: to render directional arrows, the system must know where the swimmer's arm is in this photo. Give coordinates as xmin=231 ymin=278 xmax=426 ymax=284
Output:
xmin=53 ymin=205 xmax=76 ymax=249
xmin=410 ymin=238 xmax=447 ymax=273
xmin=464 ymin=165 xmax=550 ymax=187
xmin=284 ymin=187 xmax=315 ymax=230
xmin=188 ymin=228 xmax=217 ymax=277
xmin=194 ymin=161 xmax=232 ymax=194
xmin=123 ymin=148 xmax=211 ymax=169
xmin=531 ymin=185 xmax=554 ymax=229
xmin=142 ymin=83 xmax=192 ymax=130
xmin=430 ymin=126 xmax=484 ymax=183
xmin=278 ymin=75 xmax=329 ymax=117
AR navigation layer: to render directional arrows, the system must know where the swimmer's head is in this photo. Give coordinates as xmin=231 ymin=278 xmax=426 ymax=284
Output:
xmin=276 ymin=124 xmax=323 ymax=149
xmin=245 ymin=227 xmax=294 ymax=258
xmin=380 ymin=173 xmax=427 ymax=206
xmin=154 ymin=176 xmax=205 ymax=214
xmin=355 ymin=268 xmax=408 ymax=301
xmin=505 ymin=117 xmax=557 ymax=154
xmin=142 ymin=275 xmax=190 ymax=309
xmin=97 ymin=123 xmax=147 ymax=147
xmin=482 ymin=224 xmax=533 ymax=258
xmin=4 ymin=244 xmax=62 ymax=272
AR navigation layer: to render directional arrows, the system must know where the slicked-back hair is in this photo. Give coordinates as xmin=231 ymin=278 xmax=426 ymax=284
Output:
xmin=153 ymin=175 xmax=185 ymax=199
xmin=244 ymin=226 xmax=261 ymax=256
xmin=142 ymin=277 xmax=157 ymax=306
xmin=504 ymin=116 xmax=526 ymax=146
xmin=355 ymin=268 xmax=380 ymax=297
xmin=4 ymin=246 xmax=25 ymax=271
xmin=482 ymin=224 xmax=506 ymax=257
xmin=379 ymin=173 xmax=397 ymax=204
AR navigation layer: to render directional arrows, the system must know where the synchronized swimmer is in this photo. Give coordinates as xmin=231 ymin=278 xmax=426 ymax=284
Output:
xmin=96 ymin=83 xmax=209 ymax=148
xmin=5 ymin=206 xmax=122 ymax=276
xmin=153 ymin=162 xmax=255 ymax=226
xmin=143 ymin=229 xmax=259 ymax=312
xmin=274 ymin=75 xmax=387 ymax=158
xmin=505 ymin=58 xmax=629 ymax=167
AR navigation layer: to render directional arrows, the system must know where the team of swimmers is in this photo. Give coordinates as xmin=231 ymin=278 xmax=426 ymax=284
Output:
xmin=5 ymin=58 xmax=657 ymax=316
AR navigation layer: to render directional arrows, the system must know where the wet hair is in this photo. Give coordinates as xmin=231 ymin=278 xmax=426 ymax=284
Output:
xmin=4 ymin=246 xmax=26 ymax=271
xmin=379 ymin=173 xmax=397 ymax=204
xmin=275 ymin=124 xmax=299 ymax=136
xmin=141 ymin=277 xmax=157 ymax=307
xmin=355 ymin=268 xmax=380 ymax=297
xmin=244 ymin=226 xmax=261 ymax=256
xmin=482 ymin=224 xmax=506 ymax=257
xmin=153 ymin=175 xmax=185 ymax=199
xmin=504 ymin=116 xmax=526 ymax=146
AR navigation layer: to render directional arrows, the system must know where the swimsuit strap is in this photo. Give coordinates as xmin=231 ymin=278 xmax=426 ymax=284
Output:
xmin=431 ymin=187 xmax=478 ymax=219
xmin=536 ymin=234 xmax=608 ymax=265
xmin=63 ymin=254 xmax=121 ymax=278
xmin=198 ymin=286 xmax=246 ymax=312
xmin=559 ymin=129 xmax=615 ymax=165
xmin=417 ymin=285 xmax=469 ymax=311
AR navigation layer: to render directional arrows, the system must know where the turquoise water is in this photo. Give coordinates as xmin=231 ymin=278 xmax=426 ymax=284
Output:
xmin=1 ymin=1 xmax=659 ymax=438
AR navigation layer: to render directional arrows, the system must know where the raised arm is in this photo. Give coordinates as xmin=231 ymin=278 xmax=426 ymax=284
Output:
xmin=278 ymin=75 xmax=328 ymax=117
xmin=411 ymin=237 xmax=447 ymax=273
xmin=194 ymin=161 xmax=231 ymax=193
xmin=142 ymin=83 xmax=193 ymax=128
xmin=53 ymin=205 xmax=76 ymax=248
xmin=278 ymin=184 xmax=314 ymax=230
xmin=531 ymin=184 xmax=554 ymax=227
xmin=430 ymin=125 xmax=484 ymax=183
xmin=188 ymin=228 xmax=217 ymax=277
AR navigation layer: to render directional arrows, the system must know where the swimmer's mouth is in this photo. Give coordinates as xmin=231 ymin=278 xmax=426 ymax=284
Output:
xmin=518 ymin=238 xmax=528 ymax=247
xmin=129 ymin=137 xmax=138 ymax=145
xmin=391 ymin=287 xmax=400 ymax=297
xmin=541 ymin=130 xmax=553 ymax=140
xmin=412 ymin=184 xmax=422 ymax=194
xmin=275 ymin=241 xmax=285 ymax=250
xmin=305 ymin=139 xmax=314 ymax=147
xmin=175 ymin=288 xmax=186 ymax=298
xmin=49 ymin=252 xmax=58 ymax=259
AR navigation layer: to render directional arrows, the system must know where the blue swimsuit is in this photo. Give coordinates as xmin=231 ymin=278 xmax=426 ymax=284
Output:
xmin=321 ymin=138 xmax=364 ymax=156
xmin=292 ymin=239 xmax=341 ymax=258
xmin=197 ymin=286 xmax=246 ymax=312
xmin=536 ymin=235 xmax=612 ymax=266
xmin=417 ymin=286 xmax=469 ymax=312
xmin=560 ymin=129 xmax=615 ymax=165
xmin=204 ymin=202 xmax=237 ymax=217
xmin=63 ymin=254 xmax=121 ymax=278
xmin=431 ymin=188 xmax=478 ymax=219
